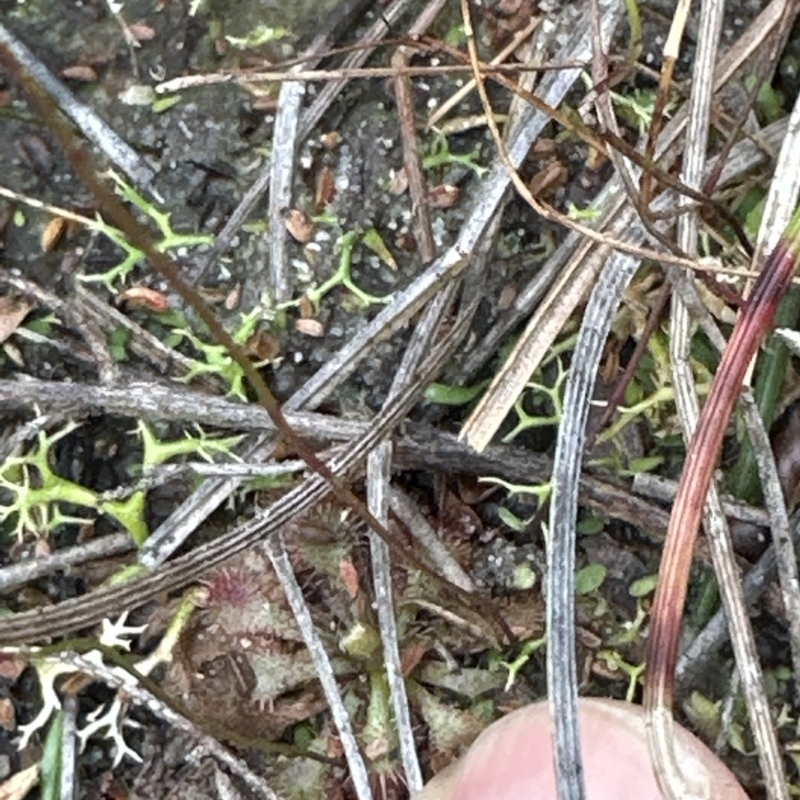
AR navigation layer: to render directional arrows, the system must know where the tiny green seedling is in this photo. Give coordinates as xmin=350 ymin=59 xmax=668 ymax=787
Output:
xmin=597 ymin=649 xmax=645 ymax=702
xmin=575 ymin=563 xmax=607 ymax=595
xmin=567 ymin=202 xmax=603 ymax=222
xmin=424 ymin=380 xmax=488 ymax=406
xmin=225 ymin=23 xmax=289 ymax=49
xmin=498 ymin=634 xmax=547 ymax=691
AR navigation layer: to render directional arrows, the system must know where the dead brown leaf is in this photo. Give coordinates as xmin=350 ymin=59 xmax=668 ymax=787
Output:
xmin=129 ymin=22 xmax=156 ymax=41
xmin=314 ymin=167 xmax=336 ymax=211
xmin=41 ymin=216 xmax=67 ymax=252
xmin=295 ymin=317 xmax=325 ymax=338
xmin=61 ymin=64 xmax=98 ymax=82
xmin=245 ymin=327 xmax=280 ymax=361
xmin=283 ymin=208 xmax=314 ymax=243
xmin=0 ymin=296 xmax=34 ymax=343
xmin=428 ymin=184 xmax=460 ymax=209
xmin=117 ymin=286 xmax=169 ymax=312
xmin=0 ymin=765 xmax=39 ymax=800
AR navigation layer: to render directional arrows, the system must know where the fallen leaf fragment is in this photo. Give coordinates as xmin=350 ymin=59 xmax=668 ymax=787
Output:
xmin=361 ymin=227 xmax=397 ymax=270
xmin=0 ymin=296 xmax=34 ymax=343
xmin=224 ymin=282 xmax=242 ymax=310
xmin=0 ymin=698 xmax=15 ymax=730
xmin=339 ymin=558 xmax=360 ymax=599
xmin=315 ymin=167 xmax=336 ymax=211
xmin=41 ymin=216 xmax=67 ymax=252
xmin=295 ymin=317 xmax=325 ymax=337
xmin=389 ymin=167 xmax=408 ymax=195
xmin=61 ymin=64 xmax=98 ymax=82
xmin=0 ymin=764 xmax=39 ymax=800
xmin=284 ymin=208 xmax=314 ymax=243
xmin=245 ymin=327 xmax=280 ymax=360
xmin=299 ymin=294 xmax=315 ymax=319
xmin=428 ymin=183 xmax=460 ymax=208
xmin=129 ymin=22 xmax=156 ymax=41
xmin=117 ymin=286 xmax=169 ymax=312
xmin=320 ymin=131 xmax=341 ymax=150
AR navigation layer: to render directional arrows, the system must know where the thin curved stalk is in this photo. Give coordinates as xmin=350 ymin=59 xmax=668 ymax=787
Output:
xmin=644 ymin=209 xmax=800 ymax=798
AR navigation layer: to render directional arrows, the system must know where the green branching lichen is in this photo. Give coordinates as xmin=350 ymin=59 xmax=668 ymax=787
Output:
xmin=168 ymin=304 xmax=273 ymax=400
xmin=304 ymin=231 xmax=393 ymax=310
xmin=78 ymin=172 xmax=212 ymax=291
xmin=0 ymin=420 xmax=241 ymax=545
xmin=422 ymin=133 xmax=487 ymax=178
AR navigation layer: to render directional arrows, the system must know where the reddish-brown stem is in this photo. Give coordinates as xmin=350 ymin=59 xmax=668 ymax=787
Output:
xmin=644 ymin=230 xmax=800 ymax=755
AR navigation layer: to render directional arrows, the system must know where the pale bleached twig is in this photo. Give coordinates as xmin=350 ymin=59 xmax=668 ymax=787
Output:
xmin=632 ymin=474 xmax=770 ymax=527
xmin=265 ymin=534 xmax=373 ymax=800
xmin=267 ymin=78 xmax=305 ymax=304
xmin=548 ymin=248 xmax=638 ymax=800
xmin=367 ymin=446 xmax=423 ymax=792
xmin=0 ymin=532 xmax=135 ymax=595
xmin=59 ymin=694 xmax=78 ymax=800
xmin=456 ymin=2 xmax=622 ymax=798
xmin=0 ymin=24 xmax=155 ymax=191
xmin=742 ymin=76 xmax=800 ymax=699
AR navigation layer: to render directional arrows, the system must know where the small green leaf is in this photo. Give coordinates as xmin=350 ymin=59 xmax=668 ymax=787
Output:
xmin=567 ymin=202 xmax=601 ymax=221
xmin=684 ymin=691 xmax=722 ymax=743
xmin=756 ymin=81 xmax=786 ymax=123
xmin=625 ymin=455 xmax=664 ymax=474
xmin=576 ymin=563 xmax=606 ymax=595
xmin=40 ymin=711 xmax=65 ymax=800
xmin=340 ymin=621 xmax=381 ymax=660
xmin=726 ymin=721 xmax=749 ymax=755
xmin=226 ymin=24 xmax=289 ymax=49
xmin=512 ymin=563 xmax=536 ymax=590
xmin=25 ymin=313 xmax=58 ymax=335
xmin=152 ymin=95 xmax=181 ymax=113
xmin=108 ymin=326 xmax=131 ymax=362
xmin=629 ymin=574 xmax=657 ymax=597
xmin=444 ymin=24 xmax=466 ymax=47
xmin=576 ymin=514 xmax=604 ymax=535
xmin=424 ymin=380 xmax=487 ymax=405
xmin=497 ymin=506 xmax=529 ymax=533
xmin=361 ymin=228 xmax=397 ymax=270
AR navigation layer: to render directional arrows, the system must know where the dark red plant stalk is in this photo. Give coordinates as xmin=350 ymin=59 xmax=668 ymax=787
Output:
xmin=644 ymin=210 xmax=800 ymax=798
